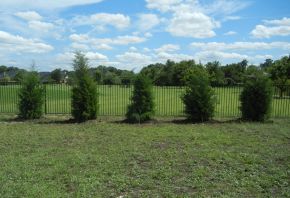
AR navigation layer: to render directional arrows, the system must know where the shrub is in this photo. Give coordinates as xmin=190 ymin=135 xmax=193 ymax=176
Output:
xmin=240 ymin=75 xmax=273 ymax=121
xmin=71 ymin=52 xmax=98 ymax=122
xmin=18 ymin=71 xmax=44 ymax=119
xmin=182 ymin=68 xmax=215 ymax=122
xmin=126 ymin=74 xmax=154 ymax=123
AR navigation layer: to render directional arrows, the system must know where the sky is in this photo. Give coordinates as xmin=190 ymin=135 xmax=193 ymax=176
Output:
xmin=0 ymin=0 xmax=290 ymax=72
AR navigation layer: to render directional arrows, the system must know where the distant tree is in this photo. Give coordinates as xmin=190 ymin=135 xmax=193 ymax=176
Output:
xmin=50 ymin=69 xmax=62 ymax=83
xmin=18 ymin=68 xmax=44 ymax=119
xmin=221 ymin=59 xmax=248 ymax=85
xmin=260 ymin=59 xmax=273 ymax=71
xmin=240 ymin=74 xmax=273 ymax=121
xmin=13 ymin=70 xmax=26 ymax=82
xmin=95 ymin=70 xmax=102 ymax=84
xmin=71 ymin=52 xmax=98 ymax=122
xmin=205 ymin=61 xmax=225 ymax=86
xmin=270 ymin=56 xmax=290 ymax=97
xmin=182 ymin=68 xmax=215 ymax=122
xmin=126 ymin=74 xmax=154 ymax=123
xmin=103 ymin=72 xmax=121 ymax=85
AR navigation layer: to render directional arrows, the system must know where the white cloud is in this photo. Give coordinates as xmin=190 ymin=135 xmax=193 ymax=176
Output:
xmin=72 ymin=13 xmax=130 ymax=29
xmin=93 ymin=44 xmax=113 ymax=50
xmin=28 ymin=20 xmax=54 ymax=32
xmin=264 ymin=17 xmax=290 ymax=26
xmin=190 ymin=41 xmax=290 ymax=51
xmin=146 ymin=0 xmax=249 ymax=38
xmin=56 ymin=51 xmax=108 ymax=65
xmin=251 ymin=17 xmax=290 ymax=38
xmin=195 ymin=51 xmax=248 ymax=62
xmin=14 ymin=11 xmax=42 ymax=21
xmin=90 ymin=13 xmax=130 ymax=29
xmin=85 ymin=52 xmax=108 ymax=61
xmin=137 ymin=14 xmax=160 ymax=31
xmin=0 ymin=30 xmax=53 ymax=53
xmin=154 ymin=44 xmax=180 ymax=53
xmin=116 ymin=52 xmax=153 ymax=70
xmin=155 ymin=52 xmax=194 ymax=63
xmin=203 ymin=0 xmax=251 ymax=16
xmin=224 ymin=31 xmax=237 ymax=36
xmin=71 ymin=43 xmax=90 ymax=51
xmin=1 ymin=0 xmax=104 ymax=10
xmin=167 ymin=12 xmax=220 ymax=38
xmin=69 ymin=34 xmax=146 ymax=47
xmin=129 ymin=47 xmax=138 ymax=52
xmin=145 ymin=0 xmax=182 ymax=12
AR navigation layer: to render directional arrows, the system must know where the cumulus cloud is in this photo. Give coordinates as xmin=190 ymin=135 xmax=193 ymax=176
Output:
xmin=69 ymin=34 xmax=146 ymax=50
xmin=1 ymin=0 xmax=104 ymax=10
xmin=251 ymin=17 xmax=290 ymax=38
xmin=72 ymin=13 xmax=130 ymax=29
xmin=224 ymin=31 xmax=237 ymax=36
xmin=190 ymin=41 xmax=290 ymax=51
xmin=155 ymin=52 xmax=194 ymax=63
xmin=116 ymin=52 xmax=153 ymax=70
xmin=145 ymin=0 xmax=182 ymax=12
xmin=28 ymin=20 xmax=54 ymax=32
xmin=195 ymin=51 xmax=248 ymax=62
xmin=0 ymin=30 xmax=53 ymax=53
xmin=154 ymin=44 xmax=180 ymax=53
xmin=14 ymin=11 xmax=42 ymax=21
xmin=167 ymin=12 xmax=220 ymax=38
xmin=145 ymin=0 xmax=250 ymax=38
xmin=137 ymin=14 xmax=160 ymax=31
xmin=56 ymin=51 xmax=108 ymax=65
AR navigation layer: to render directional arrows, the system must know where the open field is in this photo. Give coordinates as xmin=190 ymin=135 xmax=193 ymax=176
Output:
xmin=0 ymin=117 xmax=289 ymax=197
xmin=0 ymin=84 xmax=290 ymax=117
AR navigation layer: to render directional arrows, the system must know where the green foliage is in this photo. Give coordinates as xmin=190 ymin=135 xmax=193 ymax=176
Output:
xmin=18 ymin=71 xmax=44 ymax=119
xmin=205 ymin=61 xmax=225 ymax=86
xmin=269 ymin=56 xmax=290 ymax=97
xmin=71 ymin=52 xmax=98 ymax=122
xmin=240 ymin=74 xmax=273 ymax=121
xmin=221 ymin=59 xmax=248 ymax=85
xmin=182 ymin=68 xmax=215 ymax=122
xmin=126 ymin=74 xmax=154 ymax=123
xmin=50 ymin=69 xmax=62 ymax=83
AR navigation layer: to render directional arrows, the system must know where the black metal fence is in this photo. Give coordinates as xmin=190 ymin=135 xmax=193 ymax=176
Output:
xmin=0 ymin=82 xmax=290 ymax=118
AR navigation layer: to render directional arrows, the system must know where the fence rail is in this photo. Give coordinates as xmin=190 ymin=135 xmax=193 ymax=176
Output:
xmin=0 ymin=82 xmax=290 ymax=118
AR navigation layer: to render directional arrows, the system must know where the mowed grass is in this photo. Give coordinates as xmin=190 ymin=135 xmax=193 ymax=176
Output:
xmin=0 ymin=84 xmax=290 ymax=117
xmin=0 ymin=118 xmax=289 ymax=197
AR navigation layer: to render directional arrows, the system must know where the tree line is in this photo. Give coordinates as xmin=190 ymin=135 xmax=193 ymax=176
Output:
xmin=1 ymin=56 xmax=289 ymax=87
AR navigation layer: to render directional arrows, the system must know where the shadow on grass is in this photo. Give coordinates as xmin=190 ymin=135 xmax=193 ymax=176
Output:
xmin=0 ymin=115 xmax=274 ymax=125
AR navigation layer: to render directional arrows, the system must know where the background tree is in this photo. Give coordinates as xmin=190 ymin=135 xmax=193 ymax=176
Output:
xmin=269 ymin=56 xmax=290 ymax=97
xmin=18 ymin=69 xmax=44 ymax=119
xmin=126 ymin=74 xmax=154 ymax=123
xmin=205 ymin=61 xmax=225 ymax=86
xmin=50 ymin=69 xmax=62 ymax=83
xmin=71 ymin=52 xmax=98 ymax=122
xmin=260 ymin=58 xmax=273 ymax=71
xmin=240 ymin=74 xmax=273 ymax=121
xmin=182 ymin=68 xmax=215 ymax=122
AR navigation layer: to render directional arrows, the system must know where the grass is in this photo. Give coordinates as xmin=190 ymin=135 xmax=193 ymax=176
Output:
xmin=0 ymin=84 xmax=290 ymax=117
xmin=0 ymin=117 xmax=289 ymax=197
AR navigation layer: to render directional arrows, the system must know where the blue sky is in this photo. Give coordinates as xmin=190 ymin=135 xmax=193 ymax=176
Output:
xmin=0 ymin=0 xmax=290 ymax=71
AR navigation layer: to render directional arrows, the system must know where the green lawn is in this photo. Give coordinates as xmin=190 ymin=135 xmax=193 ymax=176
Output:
xmin=0 ymin=84 xmax=290 ymax=117
xmin=0 ymin=117 xmax=289 ymax=197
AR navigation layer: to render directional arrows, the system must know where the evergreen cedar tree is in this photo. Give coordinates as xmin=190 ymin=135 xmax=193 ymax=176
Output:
xmin=126 ymin=74 xmax=154 ymax=123
xmin=71 ymin=52 xmax=98 ymax=122
xmin=240 ymin=74 xmax=273 ymax=122
xmin=18 ymin=71 xmax=44 ymax=119
xmin=182 ymin=68 xmax=215 ymax=122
